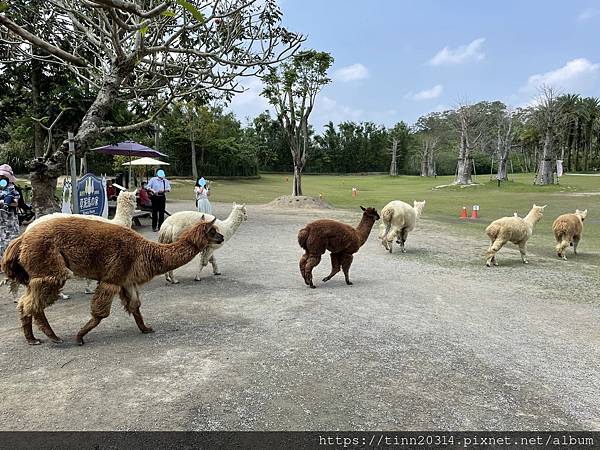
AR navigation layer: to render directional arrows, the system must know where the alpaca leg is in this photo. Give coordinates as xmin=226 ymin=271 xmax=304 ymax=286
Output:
xmin=322 ymin=253 xmax=342 ymax=282
xmin=84 ymin=280 xmax=94 ymax=295
xmin=33 ymin=311 xmax=62 ymax=344
xmin=556 ymin=237 xmax=570 ymax=260
xmin=485 ymin=239 xmax=505 ymax=267
xmin=76 ymin=282 xmax=118 ymax=345
xmin=195 ymin=252 xmax=211 ymax=281
xmin=120 ymin=285 xmax=153 ymax=334
xmin=518 ymin=242 xmax=529 ymax=264
xmin=304 ymin=254 xmax=322 ymax=289
xmin=18 ymin=276 xmax=65 ymax=345
xmin=299 ymin=253 xmax=309 ymax=285
xmin=18 ymin=295 xmax=40 ymax=345
xmin=210 ymin=255 xmax=220 ymax=275
xmin=340 ymin=254 xmax=354 ymax=285
xmin=399 ymin=228 xmax=409 ymax=253
xmin=573 ymin=236 xmax=580 ymax=255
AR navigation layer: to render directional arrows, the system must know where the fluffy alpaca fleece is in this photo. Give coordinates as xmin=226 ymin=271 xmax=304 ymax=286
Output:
xmin=24 ymin=191 xmax=137 ymax=297
xmin=378 ymin=200 xmax=426 ymax=253
xmin=552 ymin=209 xmax=588 ymax=260
xmin=27 ymin=190 xmax=137 ymax=230
xmin=484 ymin=204 xmax=546 ymax=267
xmin=1 ymin=216 xmax=223 ymax=345
xmin=298 ymin=206 xmax=380 ymax=288
xmin=158 ymin=203 xmax=248 ymax=283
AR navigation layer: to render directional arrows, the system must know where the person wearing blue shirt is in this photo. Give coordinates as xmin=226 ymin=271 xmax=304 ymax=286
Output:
xmin=146 ymin=169 xmax=171 ymax=231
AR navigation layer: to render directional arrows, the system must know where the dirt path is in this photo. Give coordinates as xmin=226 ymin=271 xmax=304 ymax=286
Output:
xmin=0 ymin=202 xmax=599 ymax=430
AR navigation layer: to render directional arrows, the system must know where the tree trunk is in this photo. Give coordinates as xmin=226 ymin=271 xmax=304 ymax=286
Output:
xmin=497 ymin=157 xmax=508 ymax=181
xmin=455 ymin=132 xmax=472 ymax=184
xmin=29 ymin=59 xmax=132 ymax=215
xmin=292 ymin=164 xmax=302 ymax=196
xmin=389 ymin=138 xmax=398 ymax=176
xmin=535 ymin=127 xmax=554 ymax=184
xmin=191 ymin=138 xmax=198 ymax=180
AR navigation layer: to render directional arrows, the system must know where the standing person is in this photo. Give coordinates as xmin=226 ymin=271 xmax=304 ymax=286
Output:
xmin=194 ymin=177 xmax=212 ymax=214
xmin=147 ymin=169 xmax=171 ymax=231
xmin=0 ymin=164 xmax=21 ymax=266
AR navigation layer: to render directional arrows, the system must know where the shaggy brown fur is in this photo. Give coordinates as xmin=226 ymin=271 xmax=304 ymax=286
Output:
xmin=1 ymin=216 xmax=223 ymax=346
xmin=552 ymin=209 xmax=587 ymax=260
xmin=298 ymin=206 xmax=380 ymax=288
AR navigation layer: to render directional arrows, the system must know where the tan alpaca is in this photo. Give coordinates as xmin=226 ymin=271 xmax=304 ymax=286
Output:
xmin=552 ymin=209 xmax=588 ymax=260
xmin=2 ymin=216 xmax=223 ymax=346
xmin=484 ymin=204 xmax=546 ymax=267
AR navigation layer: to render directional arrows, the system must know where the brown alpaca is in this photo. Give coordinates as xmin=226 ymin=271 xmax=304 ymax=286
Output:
xmin=1 ymin=216 xmax=223 ymax=345
xmin=298 ymin=206 xmax=380 ymax=288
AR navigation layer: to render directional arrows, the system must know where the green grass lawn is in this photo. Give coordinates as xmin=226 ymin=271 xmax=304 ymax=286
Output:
xmin=169 ymin=172 xmax=600 ymax=264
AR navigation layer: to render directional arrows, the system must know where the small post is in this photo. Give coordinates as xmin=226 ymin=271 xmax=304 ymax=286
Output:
xmin=68 ymin=131 xmax=79 ymax=214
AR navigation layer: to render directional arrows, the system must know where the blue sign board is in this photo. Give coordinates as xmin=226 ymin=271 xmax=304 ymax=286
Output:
xmin=76 ymin=173 xmax=106 ymax=216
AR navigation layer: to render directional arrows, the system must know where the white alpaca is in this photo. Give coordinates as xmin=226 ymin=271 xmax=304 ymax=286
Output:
xmin=158 ymin=203 xmax=248 ymax=283
xmin=485 ymin=204 xmax=546 ymax=267
xmin=24 ymin=191 xmax=137 ymax=296
xmin=378 ymin=200 xmax=426 ymax=253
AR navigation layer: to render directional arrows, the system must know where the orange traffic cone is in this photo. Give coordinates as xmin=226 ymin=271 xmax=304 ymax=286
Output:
xmin=471 ymin=205 xmax=480 ymax=219
xmin=460 ymin=206 xmax=468 ymax=219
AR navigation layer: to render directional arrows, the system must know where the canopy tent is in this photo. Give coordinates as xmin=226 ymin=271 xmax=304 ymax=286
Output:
xmin=122 ymin=157 xmax=170 ymax=182
xmin=92 ymin=141 xmax=167 ymax=188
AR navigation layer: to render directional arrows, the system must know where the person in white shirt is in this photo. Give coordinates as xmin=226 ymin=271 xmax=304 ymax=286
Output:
xmin=146 ymin=169 xmax=171 ymax=231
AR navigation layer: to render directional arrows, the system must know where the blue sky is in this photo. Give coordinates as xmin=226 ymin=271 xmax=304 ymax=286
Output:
xmin=227 ymin=0 xmax=600 ymax=130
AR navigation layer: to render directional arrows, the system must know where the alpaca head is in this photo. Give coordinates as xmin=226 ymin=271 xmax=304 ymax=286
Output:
xmin=528 ymin=204 xmax=547 ymax=223
xmin=413 ymin=200 xmax=426 ymax=217
xmin=360 ymin=206 xmax=380 ymax=221
xmin=180 ymin=216 xmax=224 ymax=249
xmin=116 ymin=191 xmax=137 ymax=213
xmin=232 ymin=202 xmax=248 ymax=222
xmin=575 ymin=209 xmax=588 ymax=222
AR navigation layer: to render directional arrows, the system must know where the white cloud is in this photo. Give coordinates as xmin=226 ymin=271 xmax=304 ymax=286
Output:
xmin=408 ymin=84 xmax=444 ymax=101
xmin=524 ymin=58 xmax=600 ymax=92
xmin=577 ymin=8 xmax=599 ymax=21
xmin=333 ymin=63 xmax=369 ymax=82
xmin=312 ymin=96 xmax=363 ymax=128
xmin=429 ymin=38 xmax=486 ymax=66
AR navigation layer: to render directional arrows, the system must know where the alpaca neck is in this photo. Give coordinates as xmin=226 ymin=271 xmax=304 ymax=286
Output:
xmin=356 ymin=216 xmax=376 ymax=246
xmin=523 ymin=210 xmax=541 ymax=229
xmin=221 ymin=209 xmax=244 ymax=240
xmin=144 ymin=238 xmax=204 ymax=279
xmin=112 ymin=208 xmax=132 ymax=227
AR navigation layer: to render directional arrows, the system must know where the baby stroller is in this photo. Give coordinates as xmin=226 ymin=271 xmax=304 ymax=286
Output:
xmin=15 ymin=185 xmax=35 ymax=225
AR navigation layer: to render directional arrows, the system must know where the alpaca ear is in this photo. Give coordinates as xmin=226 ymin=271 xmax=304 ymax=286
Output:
xmin=209 ymin=217 xmax=216 ymax=225
xmin=360 ymin=206 xmax=366 ymax=211
xmin=200 ymin=214 xmax=205 ymax=221
xmin=540 ymin=205 xmax=547 ymax=210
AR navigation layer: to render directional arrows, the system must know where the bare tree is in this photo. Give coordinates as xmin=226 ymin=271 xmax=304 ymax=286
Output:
xmin=420 ymin=135 xmax=439 ymax=177
xmin=534 ymin=86 xmax=560 ymax=185
xmin=0 ymin=0 xmax=303 ymax=214
xmin=389 ymin=137 xmax=399 ymax=176
xmin=453 ymin=102 xmax=485 ymax=185
xmin=495 ymin=108 xmax=518 ymax=181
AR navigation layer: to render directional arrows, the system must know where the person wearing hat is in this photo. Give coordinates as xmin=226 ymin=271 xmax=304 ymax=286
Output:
xmin=146 ymin=169 xmax=171 ymax=231
xmin=0 ymin=164 xmax=21 ymax=264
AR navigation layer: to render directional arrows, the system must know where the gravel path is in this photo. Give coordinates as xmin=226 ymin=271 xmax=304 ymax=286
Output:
xmin=0 ymin=201 xmax=599 ymax=430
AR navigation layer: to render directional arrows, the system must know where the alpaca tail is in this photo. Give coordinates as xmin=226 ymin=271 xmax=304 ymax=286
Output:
xmin=381 ymin=207 xmax=394 ymax=225
xmin=1 ymin=236 xmax=29 ymax=289
xmin=298 ymin=227 xmax=309 ymax=250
